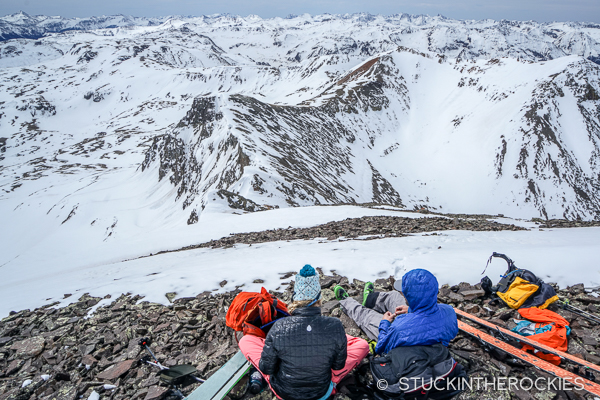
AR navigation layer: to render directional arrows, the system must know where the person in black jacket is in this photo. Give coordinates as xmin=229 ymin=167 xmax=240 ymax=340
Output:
xmin=238 ymin=265 xmax=369 ymax=400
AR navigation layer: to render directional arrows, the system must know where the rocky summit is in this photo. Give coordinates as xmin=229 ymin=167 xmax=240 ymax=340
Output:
xmin=1 ymin=273 xmax=599 ymax=400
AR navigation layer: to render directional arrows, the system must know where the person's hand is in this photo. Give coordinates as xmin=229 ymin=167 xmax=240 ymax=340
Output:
xmin=395 ymin=305 xmax=409 ymax=315
xmin=383 ymin=311 xmax=395 ymax=322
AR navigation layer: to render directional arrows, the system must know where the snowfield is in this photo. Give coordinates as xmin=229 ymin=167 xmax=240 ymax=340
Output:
xmin=1 ymin=204 xmax=599 ymax=318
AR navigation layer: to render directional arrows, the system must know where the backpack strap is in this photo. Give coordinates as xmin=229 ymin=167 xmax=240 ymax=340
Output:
xmin=260 ymin=317 xmax=285 ymax=330
xmin=306 ymin=292 xmax=321 ymax=308
xmin=497 ymin=269 xmax=523 ymax=293
xmin=272 ymin=298 xmax=278 ymax=316
xmin=482 ymin=252 xmax=518 ymax=275
xmin=257 ymin=300 xmax=274 ymax=327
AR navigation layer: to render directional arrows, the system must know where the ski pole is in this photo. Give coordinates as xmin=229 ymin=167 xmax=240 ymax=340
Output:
xmin=559 ymin=300 xmax=600 ymax=325
xmin=565 ymin=303 xmax=600 ymax=322
xmin=561 ymin=299 xmax=600 ymax=322
xmin=566 ymin=305 xmax=600 ymax=325
xmin=139 ymin=338 xmax=165 ymax=367
xmin=142 ymin=358 xmax=169 ymax=371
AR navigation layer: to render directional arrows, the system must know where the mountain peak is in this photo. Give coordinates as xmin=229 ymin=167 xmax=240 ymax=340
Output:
xmin=0 ymin=13 xmax=600 ymax=222
xmin=5 ymin=10 xmax=32 ymax=20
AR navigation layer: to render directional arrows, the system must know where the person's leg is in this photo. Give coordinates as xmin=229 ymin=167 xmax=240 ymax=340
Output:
xmin=238 ymin=335 xmax=266 ymax=372
xmin=339 ymin=297 xmax=383 ymax=341
xmin=238 ymin=335 xmax=281 ymax=399
xmin=368 ymin=291 xmax=407 ymax=314
xmin=331 ymin=335 xmax=370 ymax=385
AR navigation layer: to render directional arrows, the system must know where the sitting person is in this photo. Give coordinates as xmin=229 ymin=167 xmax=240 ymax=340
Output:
xmin=334 ymin=269 xmax=458 ymax=354
xmin=335 ymin=269 xmax=464 ymax=399
xmin=238 ymin=265 xmax=369 ymax=400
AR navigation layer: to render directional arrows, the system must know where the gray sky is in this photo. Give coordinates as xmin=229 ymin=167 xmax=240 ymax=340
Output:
xmin=1 ymin=0 xmax=599 ymax=24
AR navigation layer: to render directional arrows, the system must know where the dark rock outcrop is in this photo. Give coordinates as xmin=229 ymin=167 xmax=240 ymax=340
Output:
xmin=1 ymin=277 xmax=599 ymax=400
xmin=156 ymin=215 xmax=525 ymax=255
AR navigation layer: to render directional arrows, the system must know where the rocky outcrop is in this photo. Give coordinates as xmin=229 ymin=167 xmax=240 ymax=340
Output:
xmin=156 ymin=214 xmax=525 ymax=254
xmin=369 ymin=161 xmax=404 ymax=207
xmin=511 ymin=61 xmax=600 ymax=220
xmin=536 ymin=219 xmax=600 ymax=228
xmin=138 ymin=53 xmax=600 ymax=221
xmin=16 ymin=97 xmax=56 ymax=117
xmin=141 ymin=96 xmax=249 ymax=211
xmin=215 ymin=190 xmax=272 ymax=213
xmin=2 ymin=276 xmax=598 ymax=400
xmin=138 ymin=56 xmax=411 ymax=213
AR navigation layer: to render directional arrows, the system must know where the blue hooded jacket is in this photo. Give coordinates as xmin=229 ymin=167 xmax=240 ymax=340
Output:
xmin=375 ymin=269 xmax=458 ymax=354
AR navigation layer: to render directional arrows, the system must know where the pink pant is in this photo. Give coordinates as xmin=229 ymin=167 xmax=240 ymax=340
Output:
xmin=239 ymin=334 xmax=369 ymax=398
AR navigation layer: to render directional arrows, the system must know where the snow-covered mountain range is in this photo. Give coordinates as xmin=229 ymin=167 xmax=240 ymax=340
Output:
xmin=2 ymin=11 xmax=600 ymax=316
xmin=1 ymin=12 xmax=600 ymax=252
xmin=0 ymin=11 xmax=170 ymax=41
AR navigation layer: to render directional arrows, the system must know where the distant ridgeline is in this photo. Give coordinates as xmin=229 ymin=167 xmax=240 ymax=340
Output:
xmin=0 ymin=12 xmax=169 ymax=41
xmin=1 ymin=12 xmax=599 ymax=65
xmin=1 ymin=12 xmax=600 ymax=224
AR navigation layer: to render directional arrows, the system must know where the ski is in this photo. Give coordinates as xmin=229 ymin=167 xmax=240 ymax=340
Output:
xmin=457 ymin=320 xmax=600 ymax=396
xmin=454 ymin=308 xmax=600 ymax=375
xmin=185 ymin=351 xmax=251 ymax=400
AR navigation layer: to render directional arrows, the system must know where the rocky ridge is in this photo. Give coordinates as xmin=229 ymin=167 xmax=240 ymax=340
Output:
xmin=137 ymin=52 xmax=600 ymax=221
xmin=1 ymin=274 xmax=599 ymax=400
xmin=152 ymin=214 xmax=525 ymax=255
xmin=536 ymin=219 xmax=600 ymax=228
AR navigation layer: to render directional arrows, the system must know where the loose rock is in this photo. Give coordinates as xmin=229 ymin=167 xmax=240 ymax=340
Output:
xmin=0 ymin=276 xmax=598 ymax=400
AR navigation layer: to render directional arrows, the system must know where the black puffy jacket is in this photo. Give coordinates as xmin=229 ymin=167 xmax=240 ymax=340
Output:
xmin=259 ymin=306 xmax=347 ymax=400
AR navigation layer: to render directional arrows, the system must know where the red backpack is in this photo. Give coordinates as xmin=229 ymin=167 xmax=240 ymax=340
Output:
xmin=226 ymin=287 xmax=289 ymax=339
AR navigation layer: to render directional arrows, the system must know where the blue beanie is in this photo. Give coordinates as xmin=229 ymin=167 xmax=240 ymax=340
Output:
xmin=293 ymin=265 xmax=321 ymax=302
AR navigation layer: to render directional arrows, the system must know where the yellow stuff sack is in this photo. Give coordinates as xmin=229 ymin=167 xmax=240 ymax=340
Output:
xmin=485 ymin=253 xmax=559 ymax=310
xmin=497 ymin=277 xmax=539 ymax=309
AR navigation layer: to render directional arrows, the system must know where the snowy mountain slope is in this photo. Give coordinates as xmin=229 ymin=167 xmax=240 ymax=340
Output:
xmin=1 ymin=13 xmax=600 ymax=283
xmin=1 ymin=13 xmax=600 ymax=317
xmin=2 ymin=201 xmax=600 ymax=319
xmin=0 ymin=11 xmax=169 ymax=41
xmin=141 ymin=50 xmax=600 ymax=220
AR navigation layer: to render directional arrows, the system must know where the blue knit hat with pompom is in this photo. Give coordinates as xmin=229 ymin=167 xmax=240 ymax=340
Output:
xmin=293 ymin=264 xmax=321 ymax=302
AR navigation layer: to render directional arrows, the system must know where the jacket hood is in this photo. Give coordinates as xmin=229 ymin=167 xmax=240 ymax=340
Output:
xmin=402 ymin=269 xmax=439 ymax=313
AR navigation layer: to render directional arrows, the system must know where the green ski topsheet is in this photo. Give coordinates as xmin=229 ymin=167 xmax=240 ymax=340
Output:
xmin=185 ymin=350 xmax=251 ymax=400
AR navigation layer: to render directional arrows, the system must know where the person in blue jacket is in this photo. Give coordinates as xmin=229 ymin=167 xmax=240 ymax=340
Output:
xmin=334 ymin=269 xmax=458 ymax=354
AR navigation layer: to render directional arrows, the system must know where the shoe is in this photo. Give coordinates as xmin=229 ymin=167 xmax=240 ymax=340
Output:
xmin=334 ymin=285 xmax=349 ymax=300
xmin=362 ymin=282 xmax=374 ymax=306
xmin=368 ymin=340 xmax=378 ymax=354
